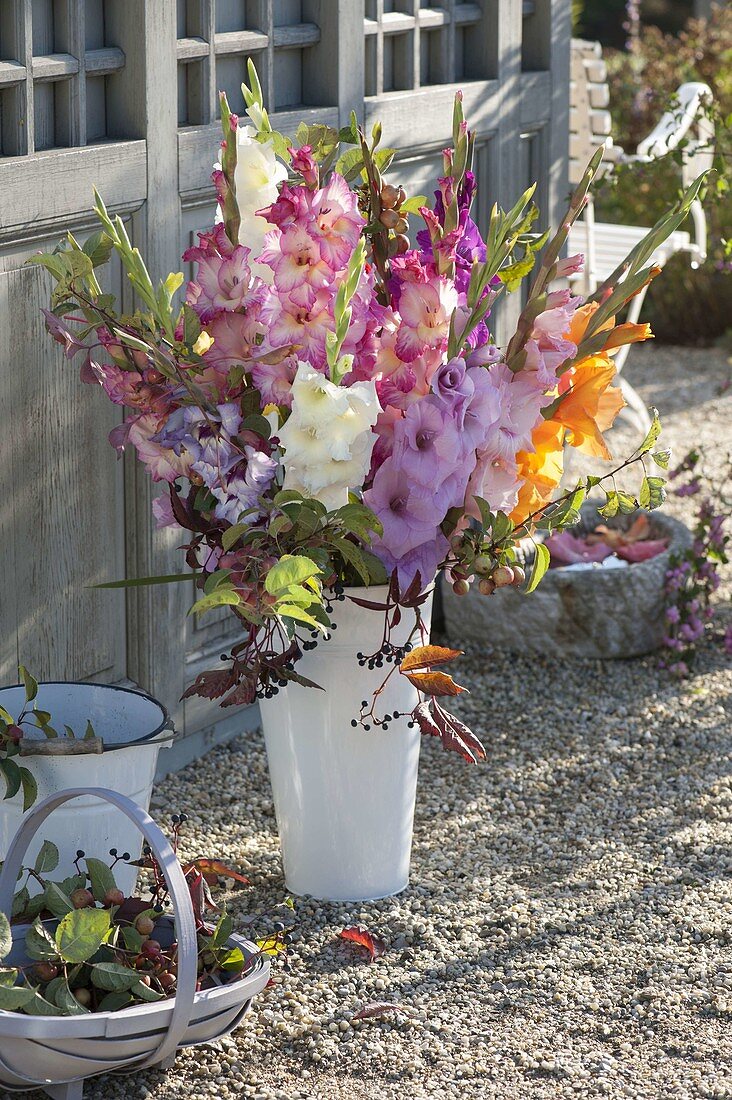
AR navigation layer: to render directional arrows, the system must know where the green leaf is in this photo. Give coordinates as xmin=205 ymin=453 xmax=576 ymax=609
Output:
xmin=22 ymin=891 xmax=47 ymax=922
xmin=0 ymin=759 xmax=21 ymax=800
xmin=639 ymin=476 xmax=667 ymax=510
xmin=54 ymin=979 xmax=90 ymax=1015
xmin=43 ymin=883 xmax=74 ymax=918
xmin=0 ymin=967 xmax=18 ymax=987
xmin=98 ymin=990 xmax=134 ymax=1012
xmin=93 ymin=573 xmax=198 ymax=589
xmin=265 ymin=555 xmax=322 ymax=596
xmin=617 ymin=490 xmax=639 ymax=515
xmin=652 ymin=449 xmax=671 ymax=470
xmin=0 ymin=984 xmax=36 ymax=1011
xmin=12 ymin=886 xmax=30 ymax=921
xmin=131 ymin=979 xmax=165 ymax=1002
xmin=19 ymin=666 xmax=38 ymax=702
xmin=83 ymin=720 xmax=96 ymax=741
xmin=0 ymin=913 xmax=11 ymax=959
xmin=121 ymin=926 xmax=144 ymax=953
xmin=599 ymin=491 xmax=620 ymax=519
xmin=25 ymin=919 xmax=60 ymax=962
xmin=360 ymin=548 xmax=389 ymax=585
xmin=212 ymin=910 xmax=233 ymax=948
xmin=0 ymin=706 xmax=14 ymax=726
xmin=82 ymin=229 xmax=114 ymax=268
xmin=34 ymin=841 xmax=59 ymax=875
xmin=218 ymin=946 xmax=247 ymax=971
xmin=86 ymin=858 xmax=117 ymax=903
xmin=190 ymin=588 xmax=241 ymax=617
xmin=55 ymin=908 xmax=110 ymax=964
xmin=399 ymin=194 xmax=427 ymax=215
xmin=639 ymin=408 xmax=661 ymax=454
xmin=332 ymin=537 xmax=370 ymax=585
xmin=526 ymin=543 xmax=550 ymax=594
xmin=20 ymin=988 xmax=64 ymax=1015
xmin=20 ymin=768 xmax=38 ymax=812
xmin=275 ymin=604 xmax=326 ymax=631
xmin=91 ymin=962 xmax=142 ymax=992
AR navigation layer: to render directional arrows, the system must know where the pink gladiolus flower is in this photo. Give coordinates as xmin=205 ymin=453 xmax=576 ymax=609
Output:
xmin=127 ymin=414 xmax=191 ymax=483
xmin=289 ymin=144 xmax=319 ymax=187
xmin=308 ymin=173 xmax=365 ymax=269
xmin=184 ymin=224 xmax=266 ymax=322
xmin=556 ymin=253 xmax=584 ymax=278
xmin=152 ymin=494 xmax=180 ymax=529
xmin=250 ymin=354 xmax=298 ymax=407
xmin=259 ymin=224 xmax=332 ymax=292
xmin=394 ymin=276 xmax=457 ymax=362
xmin=202 ymin=310 xmax=263 ymax=369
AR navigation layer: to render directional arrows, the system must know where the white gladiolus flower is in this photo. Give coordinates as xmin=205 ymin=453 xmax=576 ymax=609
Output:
xmin=234 ymin=126 xmax=288 ymax=210
xmin=279 ymin=363 xmax=381 ymax=510
xmin=233 ymin=126 xmax=288 ymax=283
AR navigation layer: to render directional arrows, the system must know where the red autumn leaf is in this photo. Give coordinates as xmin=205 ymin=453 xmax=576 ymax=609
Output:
xmin=114 ymin=896 xmax=154 ymax=923
xmin=413 ymin=700 xmax=486 ymax=764
xmin=184 ymin=859 xmax=250 ymax=886
xmin=339 ymin=925 xmax=386 ymax=961
xmin=181 ymin=669 xmax=235 ymax=702
xmin=220 ymin=678 xmax=258 ymax=707
xmin=399 ymin=645 xmax=463 ymax=673
xmin=616 ymin=539 xmax=668 ymax=563
xmin=404 ymin=671 xmax=467 ymax=696
xmin=352 ymin=1001 xmax=413 ymax=1021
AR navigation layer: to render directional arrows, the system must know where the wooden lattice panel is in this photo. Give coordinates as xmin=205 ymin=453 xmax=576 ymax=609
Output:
xmin=0 ymin=0 xmax=125 ymax=155
xmin=176 ymin=0 xmax=324 ymax=126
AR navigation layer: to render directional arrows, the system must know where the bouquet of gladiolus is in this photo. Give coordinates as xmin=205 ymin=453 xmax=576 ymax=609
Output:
xmin=36 ymin=63 xmax=705 ymax=758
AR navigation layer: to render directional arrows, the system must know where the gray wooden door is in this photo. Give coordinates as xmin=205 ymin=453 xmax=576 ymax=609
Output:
xmin=0 ymin=0 xmax=569 ymax=765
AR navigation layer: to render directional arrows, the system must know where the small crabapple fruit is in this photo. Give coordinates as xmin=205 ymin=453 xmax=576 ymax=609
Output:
xmin=34 ymin=962 xmax=58 ymax=983
xmin=478 ymin=578 xmax=496 ymax=596
xmin=379 ymin=184 xmax=399 ymax=209
xmin=493 ymin=565 xmax=515 ymax=588
xmin=452 ymin=579 xmax=470 ymax=597
xmin=511 ymin=565 xmax=526 ymax=586
xmin=474 ymin=555 xmax=492 ymax=574
xmin=70 ymin=888 xmax=94 ymax=909
xmin=103 ymin=889 xmax=125 ymax=908
xmin=135 ymin=915 xmax=155 ymax=936
xmin=73 ymin=987 xmax=92 ymax=1007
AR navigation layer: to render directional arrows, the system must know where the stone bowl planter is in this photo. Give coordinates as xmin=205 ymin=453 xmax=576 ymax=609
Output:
xmin=442 ymin=507 xmax=692 ymax=660
xmin=0 ymin=788 xmax=270 ymax=1100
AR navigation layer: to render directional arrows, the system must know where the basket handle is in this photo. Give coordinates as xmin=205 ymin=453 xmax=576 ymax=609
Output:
xmin=0 ymin=787 xmax=198 ymax=1069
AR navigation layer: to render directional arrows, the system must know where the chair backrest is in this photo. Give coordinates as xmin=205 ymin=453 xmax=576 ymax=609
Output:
xmin=636 ymin=81 xmax=715 ymax=188
xmin=569 ymin=38 xmax=623 ymax=184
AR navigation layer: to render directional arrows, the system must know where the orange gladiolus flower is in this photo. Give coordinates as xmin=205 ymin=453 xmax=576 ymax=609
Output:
xmin=568 ymin=303 xmax=653 ymax=355
xmin=601 ymin=321 xmax=653 ymax=352
xmin=511 ymin=419 xmax=566 ymax=525
xmin=552 ymin=354 xmax=625 ymax=460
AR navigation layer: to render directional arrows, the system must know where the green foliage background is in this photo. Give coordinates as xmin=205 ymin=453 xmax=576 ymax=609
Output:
xmin=573 ymin=2 xmax=732 ymax=345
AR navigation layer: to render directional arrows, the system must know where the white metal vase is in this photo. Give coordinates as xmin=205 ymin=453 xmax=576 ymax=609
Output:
xmin=0 ymin=683 xmax=173 ymax=896
xmin=260 ymin=584 xmax=433 ymax=903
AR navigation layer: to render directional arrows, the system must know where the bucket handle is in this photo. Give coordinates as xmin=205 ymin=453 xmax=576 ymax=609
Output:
xmin=0 ymin=787 xmax=198 ymax=1070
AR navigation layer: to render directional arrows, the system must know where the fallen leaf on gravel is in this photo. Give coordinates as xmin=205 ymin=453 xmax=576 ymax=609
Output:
xmin=339 ymin=925 xmax=386 ymax=960
xmin=352 ymin=1001 xmax=412 ymax=1021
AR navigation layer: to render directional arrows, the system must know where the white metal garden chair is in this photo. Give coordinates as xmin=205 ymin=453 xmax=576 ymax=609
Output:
xmin=568 ymin=38 xmax=714 ymax=431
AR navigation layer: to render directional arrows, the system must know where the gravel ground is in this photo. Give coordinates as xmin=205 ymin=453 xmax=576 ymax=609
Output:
xmin=11 ymin=344 xmax=732 ymax=1100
